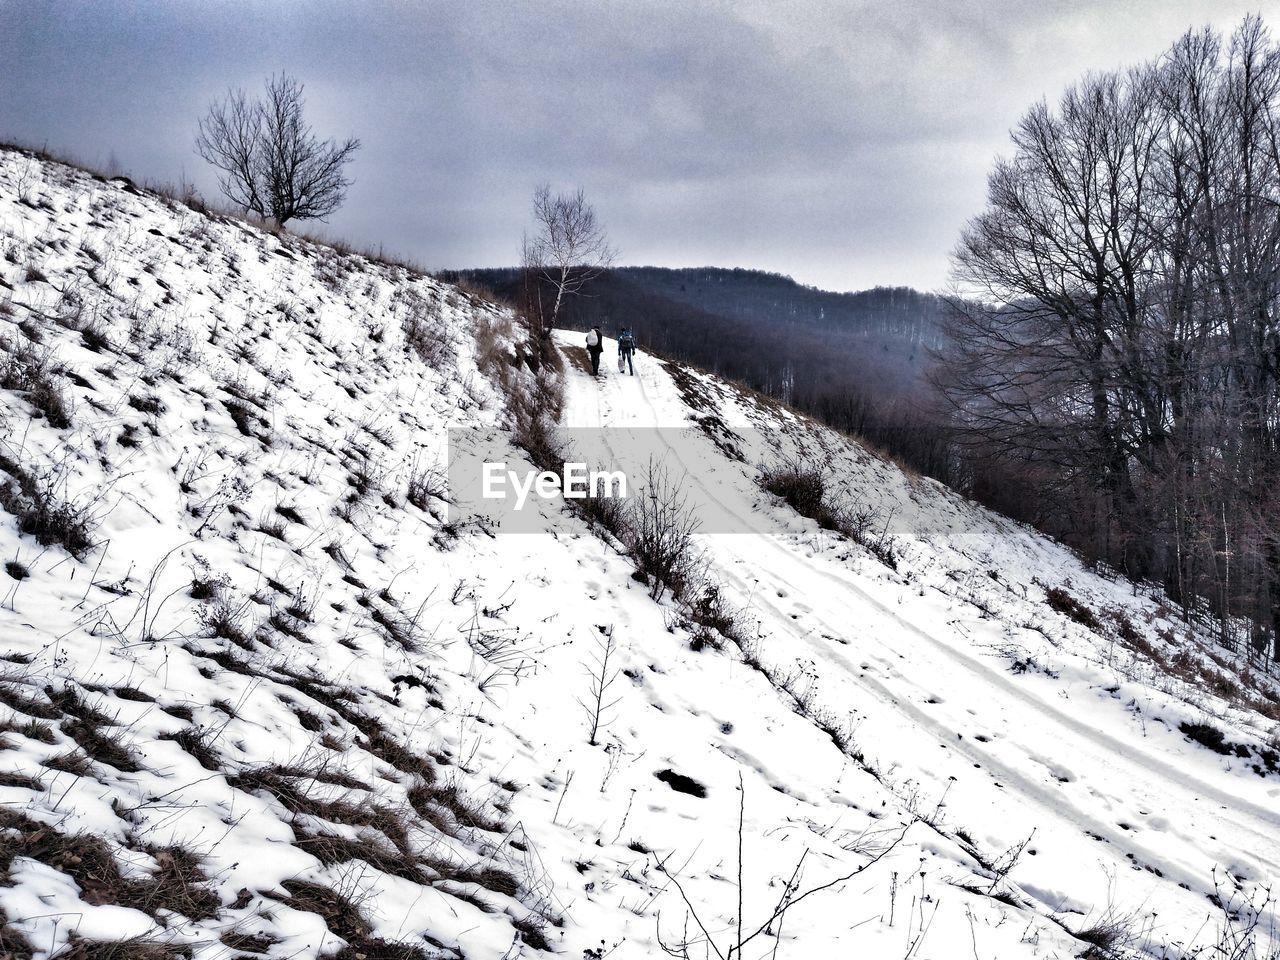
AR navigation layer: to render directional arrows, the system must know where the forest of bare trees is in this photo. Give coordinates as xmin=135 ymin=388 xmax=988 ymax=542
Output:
xmin=940 ymin=16 xmax=1280 ymax=657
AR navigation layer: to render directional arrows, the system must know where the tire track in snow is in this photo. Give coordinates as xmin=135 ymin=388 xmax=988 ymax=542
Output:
xmin=559 ymin=340 xmax=1280 ymax=913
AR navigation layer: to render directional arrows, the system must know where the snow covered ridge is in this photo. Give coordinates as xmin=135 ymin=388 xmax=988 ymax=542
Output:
xmin=0 ymin=145 xmax=1279 ymax=960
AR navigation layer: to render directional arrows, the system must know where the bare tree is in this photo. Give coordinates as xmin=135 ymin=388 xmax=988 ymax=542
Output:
xmin=578 ymin=625 xmax=621 ymax=746
xmin=195 ymin=73 xmax=359 ymax=228
xmin=939 ymin=15 xmax=1280 ymax=660
xmin=523 ymin=185 xmax=616 ymax=336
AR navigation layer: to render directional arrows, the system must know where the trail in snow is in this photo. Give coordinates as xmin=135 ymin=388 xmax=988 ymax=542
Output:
xmin=556 ymin=332 xmax=1280 ymax=940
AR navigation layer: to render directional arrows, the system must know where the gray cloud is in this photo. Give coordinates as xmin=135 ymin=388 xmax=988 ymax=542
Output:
xmin=0 ymin=0 xmax=1265 ymax=290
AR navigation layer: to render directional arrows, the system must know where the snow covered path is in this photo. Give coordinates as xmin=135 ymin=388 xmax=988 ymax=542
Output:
xmin=556 ymin=333 xmax=1280 ymax=950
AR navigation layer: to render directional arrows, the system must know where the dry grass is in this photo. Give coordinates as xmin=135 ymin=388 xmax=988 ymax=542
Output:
xmin=0 ymin=906 xmax=35 ymax=959
xmin=52 ymin=934 xmax=193 ymax=959
xmin=228 ymin=764 xmax=387 ymax=829
xmin=0 ymin=810 xmax=217 ymax=922
xmin=0 ymin=333 xmax=72 ymax=428
xmin=408 ymin=779 xmax=506 ymax=834
xmin=279 ymin=879 xmax=370 ymax=942
xmin=59 ymin=717 xmax=140 ymax=773
xmin=159 ymin=726 xmax=222 ymax=771
xmin=45 ymin=749 xmax=94 ymax=777
xmin=757 ymin=457 xmax=899 ymax=569
xmin=399 ymin=289 xmax=454 ymax=369
xmin=196 ymin=597 xmax=257 ymax=649
xmin=406 ymin=459 xmax=448 ymax=511
xmin=352 ymin=716 xmax=436 ymax=780
xmin=219 ymin=929 xmax=279 ymax=953
xmin=292 ymin=825 xmax=421 ymax=883
xmin=0 ymin=769 xmax=43 ymax=790
xmin=759 ymin=460 xmax=831 ymax=524
xmin=1044 ymin=586 xmax=1102 ymax=631
xmin=331 ymin=940 xmax=441 ymax=959
xmin=0 ymin=681 xmax=60 ymax=721
xmin=0 ymin=452 xmax=96 ymax=558
xmin=473 ymin=312 xmax=518 ymax=385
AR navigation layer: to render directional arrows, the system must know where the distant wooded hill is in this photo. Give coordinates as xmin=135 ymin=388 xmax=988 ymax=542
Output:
xmin=439 ymin=266 xmax=952 ymax=476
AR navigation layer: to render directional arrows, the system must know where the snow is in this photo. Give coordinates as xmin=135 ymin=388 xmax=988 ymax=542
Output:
xmin=0 ymin=146 xmax=1276 ymax=959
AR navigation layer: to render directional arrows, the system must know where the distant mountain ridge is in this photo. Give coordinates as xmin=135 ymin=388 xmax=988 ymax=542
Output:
xmin=611 ymin=266 xmax=945 ymax=345
xmin=446 ymin=265 xmax=945 ymax=349
xmin=444 ymin=265 xmax=951 ymax=475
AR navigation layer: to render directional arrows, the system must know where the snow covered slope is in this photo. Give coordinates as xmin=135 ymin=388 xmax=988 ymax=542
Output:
xmin=553 ymin=334 xmax=1280 ymax=955
xmin=0 ymin=146 xmax=1278 ymax=960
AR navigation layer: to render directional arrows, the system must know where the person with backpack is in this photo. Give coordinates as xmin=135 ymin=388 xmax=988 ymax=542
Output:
xmin=617 ymin=327 xmax=635 ymax=376
xmin=585 ymin=326 xmax=603 ymax=376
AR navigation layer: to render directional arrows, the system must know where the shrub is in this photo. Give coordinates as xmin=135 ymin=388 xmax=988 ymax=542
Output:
xmin=1044 ymin=586 xmax=1101 ymax=631
xmin=188 ymin=562 xmax=227 ymax=601
xmin=197 ymin=595 xmax=256 ymax=648
xmin=1179 ymin=720 xmax=1232 ymax=755
xmin=577 ymin=482 xmax=628 ymax=537
xmin=405 ymin=458 xmax=448 ymax=510
xmin=759 ymin=459 xmax=829 ymax=523
xmin=759 ymin=457 xmax=899 ymax=568
xmin=626 ymin=460 xmax=701 ymax=602
xmin=681 ymin=580 xmax=744 ymax=652
xmin=1073 ymin=904 xmax=1141 ymax=959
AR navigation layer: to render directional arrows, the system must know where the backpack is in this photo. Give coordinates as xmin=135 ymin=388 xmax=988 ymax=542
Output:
xmin=586 ymin=330 xmax=599 ymax=348
xmin=619 ymin=330 xmax=634 ymax=350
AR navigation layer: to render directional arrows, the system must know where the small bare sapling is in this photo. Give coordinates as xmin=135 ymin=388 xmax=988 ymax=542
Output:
xmin=579 ymin=625 xmax=621 ymax=746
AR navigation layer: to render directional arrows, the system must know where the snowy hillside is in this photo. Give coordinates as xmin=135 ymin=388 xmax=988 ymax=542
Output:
xmin=1 ymin=146 xmax=1278 ymax=960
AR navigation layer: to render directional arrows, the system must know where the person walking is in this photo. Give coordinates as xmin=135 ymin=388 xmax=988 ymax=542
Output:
xmin=617 ymin=327 xmax=635 ymax=376
xmin=585 ymin=326 xmax=604 ymax=377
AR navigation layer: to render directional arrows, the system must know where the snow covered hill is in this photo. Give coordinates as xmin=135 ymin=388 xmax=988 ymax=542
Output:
xmin=0 ymin=145 xmax=1278 ymax=960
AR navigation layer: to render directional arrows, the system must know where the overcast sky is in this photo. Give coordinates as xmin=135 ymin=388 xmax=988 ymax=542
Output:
xmin=0 ymin=0 xmax=1270 ymax=292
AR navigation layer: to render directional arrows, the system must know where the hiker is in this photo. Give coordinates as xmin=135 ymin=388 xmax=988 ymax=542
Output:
xmin=585 ymin=326 xmax=603 ymax=376
xmin=617 ymin=327 xmax=635 ymax=376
